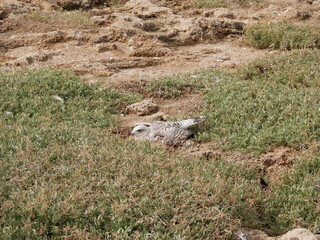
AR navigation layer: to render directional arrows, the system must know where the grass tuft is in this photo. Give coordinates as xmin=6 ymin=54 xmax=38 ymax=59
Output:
xmin=24 ymin=10 xmax=96 ymax=28
xmin=243 ymin=22 xmax=320 ymax=50
xmin=195 ymin=0 xmax=262 ymax=8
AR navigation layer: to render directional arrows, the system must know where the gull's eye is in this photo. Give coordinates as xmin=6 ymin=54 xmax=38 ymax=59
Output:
xmin=137 ymin=129 xmax=143 ymax=132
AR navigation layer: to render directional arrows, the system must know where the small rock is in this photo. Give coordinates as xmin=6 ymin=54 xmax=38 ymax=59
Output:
xmin=26 ymin=53 xmax=49 ymax=64
xmin=125 ymin=99 xmax=159 ymax=116
xmin=41 ymin=31 xmax=65 ymax=45
xmin=184 ymin=140 xmax=197 ymax=148
xmin=278 ymin=228 xmax=318 ymax=240
xmin=91 ymin=16 xmax=106 ymax=25
xmin=97 ymin=43 xmax=118 ymax=52
xmin=124 ymin=16 xmax=132 ymax=21
xmin=296 ymin=11 xmax=311 ymax=20
xmin=219 ymin=56 xmax=231 ymax=61
xmin=238 ymin=228 xmax=318 ymax=240
xmin=223 ymin=62 xmax=236 ymax=69
xmin=25 ymin=57 xmax=34 ymax=64
xmin=53 ymin=95 xmax=64 ymax=103
xmin=237 ymin=232 xmax=248 ymax=240
xmin=128 ymin=39 xmax=135 ymax=46
xmin=145 ymin=112 xmax=168 ymax=121
xmin=93 ymin=70 xmax=113 ymax=77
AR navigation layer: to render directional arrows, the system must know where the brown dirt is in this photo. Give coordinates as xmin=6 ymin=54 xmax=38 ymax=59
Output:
xmin=1 ymin=0 xmax=318 ymax=183
xmin=257 ymin=146 xmax=299 ymax=184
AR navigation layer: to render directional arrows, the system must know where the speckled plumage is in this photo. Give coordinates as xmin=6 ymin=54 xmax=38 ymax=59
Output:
xmin=131 ymin=116 xmax=205 ymax=146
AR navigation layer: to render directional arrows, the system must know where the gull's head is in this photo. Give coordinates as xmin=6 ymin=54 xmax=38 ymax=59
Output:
xmin=131 ymin=123 xmax=151 ymax=140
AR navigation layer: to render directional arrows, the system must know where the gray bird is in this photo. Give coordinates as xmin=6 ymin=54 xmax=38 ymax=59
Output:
xmin=131 ymin=116 xmax=206 ymax=146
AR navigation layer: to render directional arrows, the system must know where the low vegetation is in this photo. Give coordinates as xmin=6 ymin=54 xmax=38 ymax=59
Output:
xmin=110 ymin=0 xmax=127 ymax=8
xmin=244 ymin=22 xmax=320 ymax=50
xmin=264 ymin=155 xmax=320 ymax=234
xmin=195 ymin=0 xmax=262 ymax=8
xmin=23 ymin=10 xmax=95 ymax=28
xmin=1 ymin=56 xmax=319 ymax=238
xmin=146 ymin=69 xmax=232 ymax=98
xmin=198 ymin=50 xmax=320 ymax=153
xmin=0 ymin=68 xmax=260 ymax=239
xmin=145 ymin=50 xmax=320 ymax=153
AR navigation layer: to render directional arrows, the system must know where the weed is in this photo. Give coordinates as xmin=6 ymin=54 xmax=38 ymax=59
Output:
xmin=243 ymin=22 xmax=320 ymax=50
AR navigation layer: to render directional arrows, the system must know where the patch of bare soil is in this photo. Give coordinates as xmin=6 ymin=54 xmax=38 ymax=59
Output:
xmin=257 ymin=147 xmax=299 ymax=184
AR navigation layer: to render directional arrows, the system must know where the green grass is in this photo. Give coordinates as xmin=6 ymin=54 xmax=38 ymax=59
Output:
xmin=24 ymin=10 xmax=95 ymax=28
xmin=0 ymin=68 xmax=261 ymax=239
xmin=198 ymin=50 xmax=320 ymax=153
xmin=146 ymin=69 xmax=231 ymax=98
xmin=264 ymin=155 xmax=320 ymax=234
xmin=0 ymin=67 xmax=319 ymax=238
xmin=243 ymin=22 xmax=320 ymax=50
xmin=195 ymin=0 xmax=262 ymax=8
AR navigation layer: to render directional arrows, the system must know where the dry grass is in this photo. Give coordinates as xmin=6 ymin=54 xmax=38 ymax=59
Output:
xmin=243 ymin=22 xmax=320 ymax=50
xmin=22 ymin=10 xmax=95 ymax=29
xmin=194 ymin=0 xmax=262 ymax=8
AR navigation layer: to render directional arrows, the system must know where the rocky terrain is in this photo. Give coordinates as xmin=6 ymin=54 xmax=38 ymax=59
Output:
xmin=1 ymin=0 xmax=319 ymax=85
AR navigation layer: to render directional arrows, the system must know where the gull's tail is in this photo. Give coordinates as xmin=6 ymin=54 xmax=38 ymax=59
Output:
xmin=176 ymin=116 xmax=206 ymax=129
